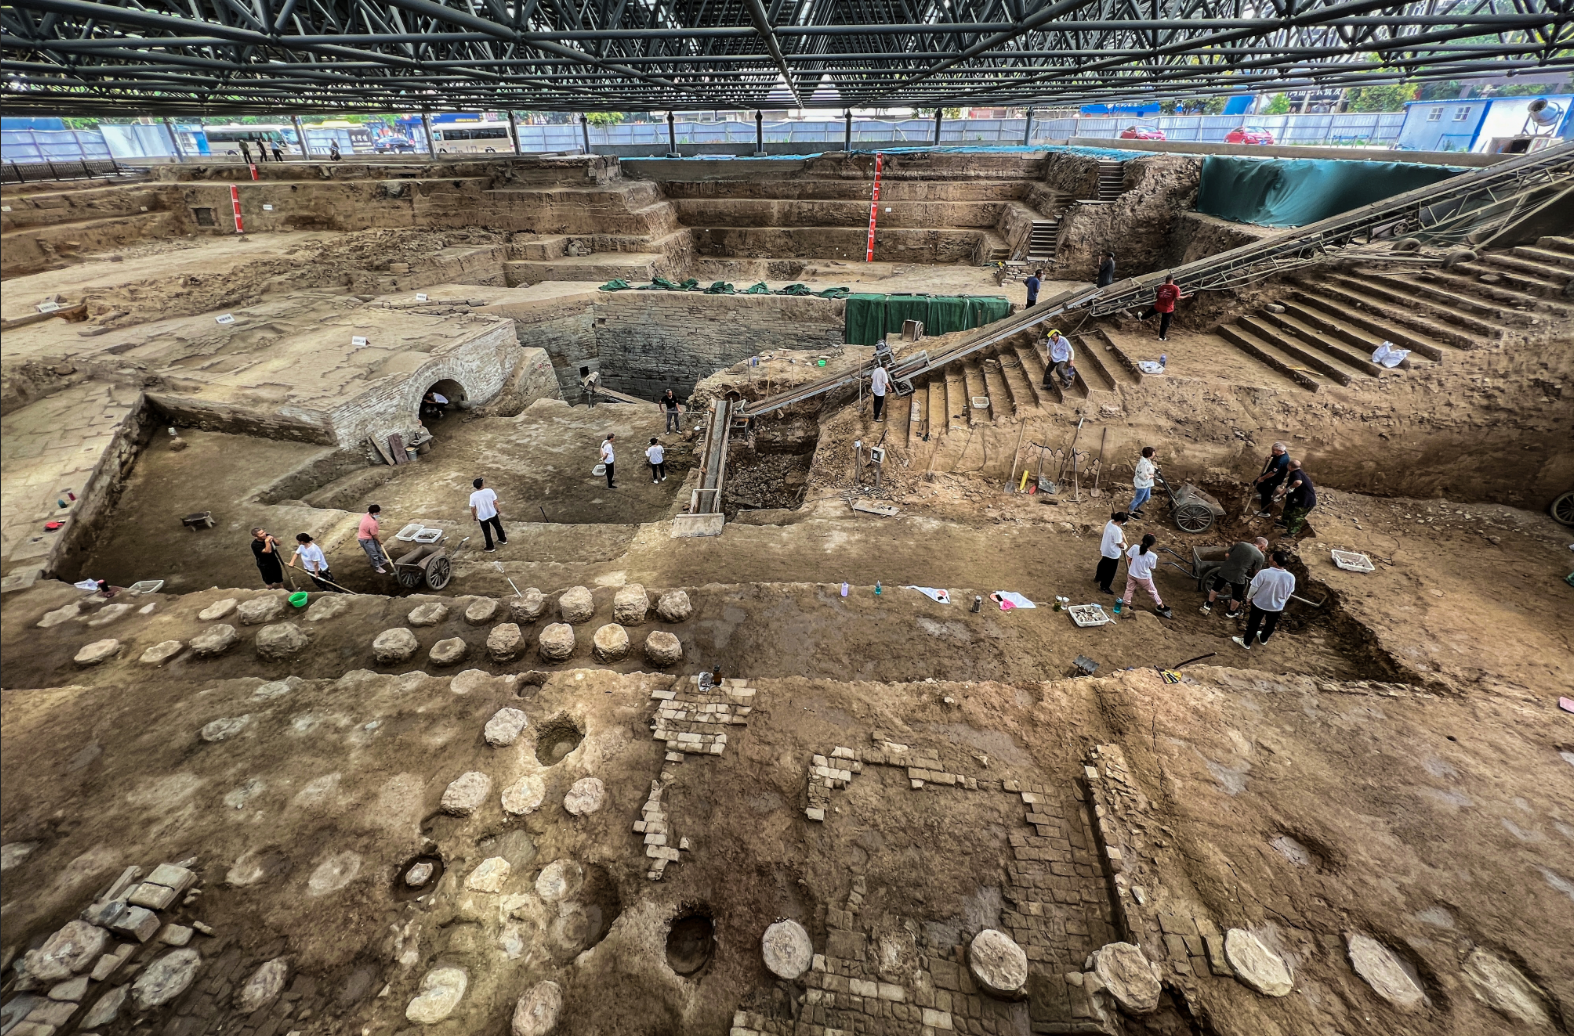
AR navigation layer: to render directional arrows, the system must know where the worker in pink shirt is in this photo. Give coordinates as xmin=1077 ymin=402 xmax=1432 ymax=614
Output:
xmin=357 ymin=504 xmax=389 ymax=574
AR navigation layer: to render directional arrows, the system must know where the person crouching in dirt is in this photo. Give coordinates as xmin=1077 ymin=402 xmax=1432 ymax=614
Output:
xmin=1044 ymin=330 xmax=1075 ymax=390
xmin=1275 ymin=460 xmax=1317 ymax=536
xmin=1200 ymin=537 xmax=1268 ymax=618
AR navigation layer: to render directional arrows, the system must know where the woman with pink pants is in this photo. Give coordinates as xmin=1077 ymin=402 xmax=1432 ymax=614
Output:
xmin=1122 ymin=534 xmax=1174 ymax=619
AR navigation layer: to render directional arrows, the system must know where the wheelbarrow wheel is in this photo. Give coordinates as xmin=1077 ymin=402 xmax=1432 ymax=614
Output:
xmin=425 ymin=556 xmax=452 ymax=590
xmin=397 ymin=569 xmax=422 ymax=589
xmin=1551 ymin=491 xmax=1574 ymax=527
xmin=1174 ymin=503 xmax=1214 ymax=533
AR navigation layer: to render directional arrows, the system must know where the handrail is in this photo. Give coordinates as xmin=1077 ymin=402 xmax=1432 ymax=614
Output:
xmin=742 ymin=141 xmax=1574 ymax=418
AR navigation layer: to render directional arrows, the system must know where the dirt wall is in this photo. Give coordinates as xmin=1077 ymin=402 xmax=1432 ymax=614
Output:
xmin=1053 ymin=155 xmax=1204 ymax=279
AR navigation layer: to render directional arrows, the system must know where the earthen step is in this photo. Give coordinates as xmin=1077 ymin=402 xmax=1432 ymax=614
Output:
xmin=926 ymin=379 xmax=946 ymax=441
xmin=1071 ymin=335 xmax=1119 ymax=392
xmin=1236 ymin=315 xmax=1359 ymax=385
xmin=944 ymin=373 xmax=968 ymax=433
xmin=1351 ymin=271 xmax=1524 ymax=327
xmin=1089 ymin=326 xmax=1144 ymax=384
xmin=1534 ymin=235 xmax=1574 ymax=256
xmin=980 ymin=357 xmax=1014 ymax=419
xmin=963 ymin=363 xmax=992 ymax=426
xmin=1279 ymin=301 xmax=1411 ymax=368
xmin=1306 ymin=281 xmax=1487 ymax=349
xmin=1289 ymin=292 xmax=1447 ymax=361
xmin=1254 ymin=311 xmax=1386 ymax=377
xmin=1422 ymin=265 xmax=1572 ymax=314
xmin=1474 ymin=251 xmax=1574 ymax=287
xmin=994 ymin=349 xmax=1038 ymax=413
xmin=1216 ymin=325 xmax=1320 ymax=392
xmin=905 ymin=386 xmax=926 ymax=448
xmin=1513 ymin=244 xmax=1574 ymax=270
xmin=1013 ymin=344 xmax=1051 ymax=407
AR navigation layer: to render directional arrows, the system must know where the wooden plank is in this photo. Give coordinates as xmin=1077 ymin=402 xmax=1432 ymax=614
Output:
xmin=388 ymin=433 xmax=408 ymax=464
xmin=369 ymin=436 xmax=396 ymax=466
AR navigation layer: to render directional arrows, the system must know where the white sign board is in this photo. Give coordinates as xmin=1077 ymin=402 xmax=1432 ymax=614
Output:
xmin=262 ymin=204 xmax=274 ymax=211
xmin=216 ymin=314 xmax=236 ymax=324
xmin=415 ymin=293 xmax=428 ymax=302
xmin=36 ymin=301 xmax=61 ymax=314
xmin=351 ymin=336 xmax=369 ymax=347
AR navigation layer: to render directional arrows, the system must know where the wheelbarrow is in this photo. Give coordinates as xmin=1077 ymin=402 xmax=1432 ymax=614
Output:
xmin=1155 ymin=473 xmax=1224 ymax=533
xmin=392 ymin=542 xmax=452 ymax=591
xmin=1152 ymin=544 xmax=1230 ymax=591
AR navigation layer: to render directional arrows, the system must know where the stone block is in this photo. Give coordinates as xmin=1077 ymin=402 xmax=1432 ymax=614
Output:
xmin=558 ymin=586 xmax=595 ymax=624
xmin=441 ymin=771 xmax=492 ymax=816
xmin=591 ymin=623 xmax=629 ymax=662
xmin=484 ymin=707 xmax=529 ymax=746
xmin=644 ymin=631 xmax=683 ymax=667
xmin=254 ymin=623 xmax=310 ymax=661
xmin=655 ymin=589 xmax=693 ymax=622
xmin=563 ymin=777 xmax=605 ymax=816
xmin=139 ymin=640 xmax=184 ymax=665
xmin=538 ymin=623 xmax=575 ymax=661
xmin=671 ymin=513 xmax=725 ymax=538
xmin=305 ymin=595 xmax=350 ymax=622
xmin=236 ymin=594 xmax=286 ymax=625
xmin=509 ymin=589 xmax=548 ymax=623
xmin=612 ymin=584 xmax=649 ymax=625
xmin=73 ymin=639 xmax=121 ymax=666
xmin=373 ymin=627 xmax=419 ymax=664
xmin=189 ymin=623 xmax=238 ymax=657
xmin=428 ymin=637 xmax=467 ymax=666
xmin=464 ymin=597 xmax=499 ymax=624
xmin=196 ymin=598 xmax=236 ymax=621
xmin=487 ymin=622 xmax=524 ymax=661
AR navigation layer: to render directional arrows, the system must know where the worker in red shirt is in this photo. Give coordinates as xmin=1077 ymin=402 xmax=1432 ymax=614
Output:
xmin=1140 ymin=274 xmax=1187 ymax=341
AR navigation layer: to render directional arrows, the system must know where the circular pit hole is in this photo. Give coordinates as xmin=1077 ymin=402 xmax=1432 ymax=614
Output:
xmin=665 ymin=911 xmax=716 ymax=977
xmin=393 ymin=852 xmax=444 ymax=899
xmin=534 ymin=715 xmax=584 ymax=766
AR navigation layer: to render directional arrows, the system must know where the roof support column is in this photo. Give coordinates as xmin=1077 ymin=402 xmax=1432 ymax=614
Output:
xmin=755 ymin=109 xmax=764 ymax=155
xmin=667 ymin=111 xmax=678 ymax=156
xmin=1022 ymin=108 xmax=1034 ymax=146
xmin=580 ymin=114 xmax=592 ymax=154
xmin=845 ymin=110 xmax=852 ymax=150
xmin=162 ymin=117 xmax=185 ymax=162
xmin=420 ymin=113 xmax=435 ymax=158
xmin=290 ymin=115 xmax=307 ymax=158
xmin=507 ymin=110 xmax=521 ymax=154
xmin=933 ymin=108 xmax=944 ymax=147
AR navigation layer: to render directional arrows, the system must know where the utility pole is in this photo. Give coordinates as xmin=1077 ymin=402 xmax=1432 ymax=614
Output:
xmin=162 ymin=117 xmax=186 ymax=162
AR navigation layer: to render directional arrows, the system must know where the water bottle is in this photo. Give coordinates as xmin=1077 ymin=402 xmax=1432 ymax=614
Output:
xmin=840 ymin=582 xmax=849 ymax=598
xmin=971 ymin=595 xmax=983 ymax=613
xmin=1113 ymin=599 xmax=1123 ymax=617
xmin=1159 ymin=354 xmax=1167 ymax=369
xmin=874 ymin=581 xmax=882 ymax=596
xmin=168 ymin=426 xmax=178 ymax=437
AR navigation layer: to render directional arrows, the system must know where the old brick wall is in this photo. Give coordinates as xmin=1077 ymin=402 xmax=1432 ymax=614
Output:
xmin=593 ymin=292 xmax=845 ymax=402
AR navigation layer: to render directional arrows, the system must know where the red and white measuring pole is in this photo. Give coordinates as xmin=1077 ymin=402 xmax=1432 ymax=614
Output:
xmin=230 ymin=184 xmax=245 ymax=234
xmin=864 ymin=151 xmax=883 ymax=262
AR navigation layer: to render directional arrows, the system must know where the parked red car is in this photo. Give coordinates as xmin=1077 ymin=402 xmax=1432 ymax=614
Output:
xmin=1226 ymin=126 xmax=1275 ymax=145
xmin=1119 ymin=126 xmax=1167 ymax=140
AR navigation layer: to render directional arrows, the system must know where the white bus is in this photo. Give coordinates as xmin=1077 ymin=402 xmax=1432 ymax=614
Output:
xmin=203 ymin=123 xmax=290 ymax=156
xmin=431 ymin=121 xmax=513 ymax=153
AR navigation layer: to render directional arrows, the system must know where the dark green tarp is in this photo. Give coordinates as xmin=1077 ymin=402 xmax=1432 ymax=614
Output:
xmin=1194 ymin=155 xmax=1464 ymax=228
xmin=841 ymin=293 xmax=1012 ymax=346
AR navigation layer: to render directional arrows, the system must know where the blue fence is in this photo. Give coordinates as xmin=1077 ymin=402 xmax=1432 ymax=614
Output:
xmin=0 ymin=112 xmax=1410 ymax=165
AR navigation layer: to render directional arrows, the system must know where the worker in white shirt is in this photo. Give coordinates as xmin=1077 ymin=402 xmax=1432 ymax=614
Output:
xmin=869 ymin=360 xmax=892 ymax=421
xmin=646 ymin=437 xmax=666 ymax=482
xmin=600 ymin=434 xmax=616 ymax=489
xmin=1129 ymin=446 xmax=1157 ymax=520
xmin=288 ymin=532 xmax=340 ymax=592
xmin=1045 ymin=330 xmax=1076 ymax=389
xmin=1233 ymin=551 xmax=1296 ymax=650
xmin=1094 ymin=511 xmax=1129 ymax=595
xmin=1121 ymin=533 xmax=1173 ymax=618
xmin=469 ymin=476 xmax=507 ymax=551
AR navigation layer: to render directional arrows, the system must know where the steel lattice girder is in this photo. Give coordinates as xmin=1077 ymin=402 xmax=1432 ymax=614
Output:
xmin=1 ymin=0 xmax=1570 ymax=114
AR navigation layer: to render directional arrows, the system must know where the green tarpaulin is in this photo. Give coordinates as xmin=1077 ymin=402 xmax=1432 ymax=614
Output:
xmin=842 ymin=293 xmax=1012 ymax=346
xmin=1194 ymin=155 xmax=1463 ymax=228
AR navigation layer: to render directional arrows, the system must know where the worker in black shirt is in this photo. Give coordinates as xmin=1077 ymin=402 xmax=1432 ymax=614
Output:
xmin=1097 ymin=252 xmax=1116 ymax=287
xmin=1276 ymin=460 xmax=1317 ymax=536
xmin=1253 ymin=442 xmax=1290 ymax=517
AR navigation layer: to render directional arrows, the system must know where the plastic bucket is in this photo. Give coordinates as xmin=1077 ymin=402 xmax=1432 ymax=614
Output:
xmin=289 ymin=591 xmax=310 ymax=608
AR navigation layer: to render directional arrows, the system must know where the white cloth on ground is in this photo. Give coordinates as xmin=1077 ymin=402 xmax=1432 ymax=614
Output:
xmin=991 ymin=591 xmax=1036 ymax=609
xmin=1371 ymin=342 xmax=1410 ymax=368
xmin=905 ymin=586 xmax=951 ymax=604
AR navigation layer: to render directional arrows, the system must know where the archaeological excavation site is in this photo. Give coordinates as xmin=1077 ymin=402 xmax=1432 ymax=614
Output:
xmin=3 ymin=9 xmax=1574 ymax=1035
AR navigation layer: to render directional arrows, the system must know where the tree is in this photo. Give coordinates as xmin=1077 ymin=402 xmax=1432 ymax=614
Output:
xmin=1345 ymin=84 xmax=1417 ymax=113
xmin=585 ymin=112 xmax=626 ymax=126
xmin=1263 ymin=94 xmax=1291 ymax=115
xmin=919 ymin=107 xmax=964 ymax=119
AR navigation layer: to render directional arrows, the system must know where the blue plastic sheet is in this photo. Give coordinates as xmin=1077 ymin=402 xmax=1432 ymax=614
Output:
xmin=1195 ymin=155 xmax=1465 ymax=228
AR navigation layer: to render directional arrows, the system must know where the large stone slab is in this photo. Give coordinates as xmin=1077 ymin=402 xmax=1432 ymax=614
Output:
xmin=428 ymin=637 xmax=467 ymax=667
xmin=484 ymin=708 xmax=529 ymax=746
xmin=502 ymin=775 xmax=547 ymax=816
xmin=1089 ymin=942 xmax=1161 ymax=1014
xmin=409 ymin=602 xmax=449 ymax=627
xmin=406 ymin=967 xmax=467 ymax=1024
xmin=591 ymin=624 xmax=629 ymax=662
xmin=488 ymin=622 xmax=523 ymax=662
xmin=558 ymin=586 xmax=594 ymax=624
xmin=464 ymin=598 xmax=499 ymax=625
xmin=465 ymin=857 xmax=511 ymax=893
xmin=762 ymin=920 xmax=813 ymax=980
xmin=1463 ymin=946 xmax=1553 ymax=1027
xmin=38 ymin=602 xmax=82 ymax=628
xmin=442 ymin=771 xmax=492 ymax=816
xmin=969 ymin=929 xmax=1027 ymax=998
xmin=74 ymin=638 xmax=121 ymax=666
xmin=563 ymin=777 xmax=605 ymax=816
xmin=139 ymin=640 xmax=184 ymax=665
xmin=190 ymin=624 xmax=238 ymax=657
xmin=306 ymin=596 xmax=350 ymax=622
xmin=612 ymin=584 xmax=648 ymax=625
xmin=23 ymin=921 xmax=107 ymax=982
xmin=373 ymin=627 xmax=419 ymax=664
xmin=235 ymin=958 xmax=288 ymax=1013
xmin=255 ymin=623 xmax=310 ymax=661
xmin=237 ymin=595 xmax=285 ymax=625
xmin=538 ymin=623 xmax=575 ymax=662
xmin=131 ymin=948 xmax=202 ymax=1009
xmin=1347 ymin=934 xmax=1423 ymax=1009
xmin=200 ymin=715 xmax=252 ymax=742
xmin=1225 ymin=929 xmax=1293 ymax=997
xmin=511 ymin=980 xmax=562 ymax=1036
xmin=197 ymin=598 xmax=236 ymax=621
